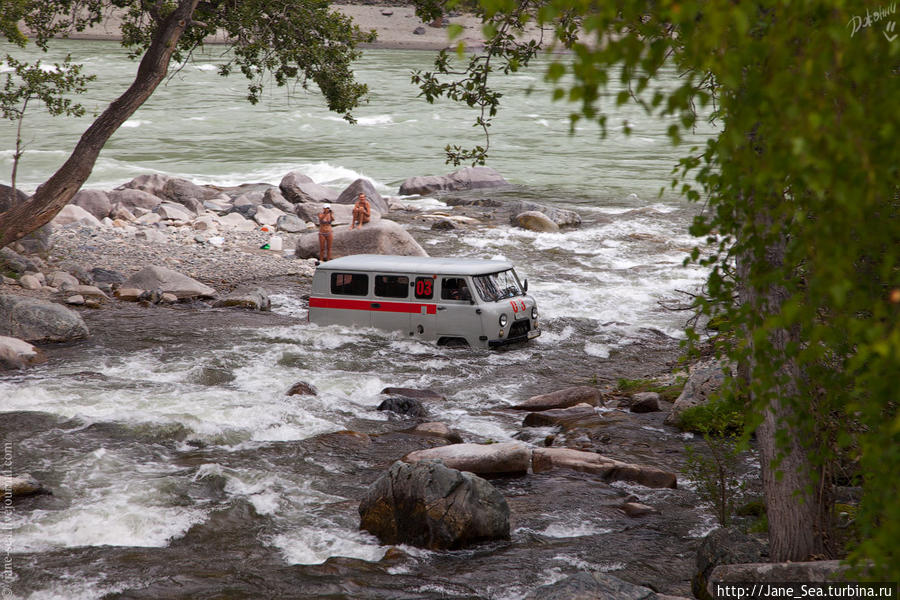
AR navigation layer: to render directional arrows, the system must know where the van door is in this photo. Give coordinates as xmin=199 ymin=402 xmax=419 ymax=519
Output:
xmin=372 ymin=274 xmax=413 ymax=335
xmin=435 ymin=276 xmax=480 ymax=346
xmin=309 ymin=271 xmax=372 ymax=327
xmin=410 ymin=275 xmax=437 ymax=342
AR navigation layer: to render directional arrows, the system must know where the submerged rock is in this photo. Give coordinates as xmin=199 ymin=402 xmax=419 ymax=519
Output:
xmin=380 ymin=387 xmax=445 ymax=401
xmin=398 ymin=166 xmax=509 ymax=196
xmin=404 ymin=442 xmax=530 ymax=476
xmin=213 ymin=287 xmax=270 ymax=311
xmin=522 ymin=403 xmax=599 ymax=427
xmin=377 ymin=396 xmax=426 ymax=417
xmin=512 ymin=211 xmax=560 ymax=232
xmin=359 ymin=460 xmax=510 ymax=549
xmin=410 ymin=422 xmax=463 ymax=444
xmin=0 ymin=294 xmax=89 ymax=343
xmin=508 ymin=199 xmax=582 ymax=227
xmin=524 ymin=571 xmax=660 ymax=600
xmin=0 ymin=473 xmax=47 ymax=497
xmin=286 ymin=381 xmax=318 ymax=397
xmin=0 ymin=336 xmax=46 ymax=370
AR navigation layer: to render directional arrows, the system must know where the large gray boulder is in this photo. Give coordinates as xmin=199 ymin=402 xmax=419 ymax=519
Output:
xmin=665 ymin=359 xmax=730 ymax=426
xmin=51 ymin=205 xmax=102 ymax=228
xmin=532 ymin=447 xmax=678 ymax=489
xmin=358 ymin=460 xmax=510 ymax=549
xmin=1 ymin=247 xmax=41 ymax=274
xmin=525 ymin=572 xmax=660 ymax=600
xmin=262 ymin=187 xmax=295 ymax=213
xmin=399 ymin=166 xmax=509 ymax=196
xmin=71 ymin=189 xmax=112 ymax=220
xmin=508 ymin=199 xmax=582 ymax=227
xmin=0 ymin=294 xmax=89 ymax=343
xmin=108 ymin=188 xmax=164 ymax=212
xmin=0 ymin=336 xmax=46 ymax=370
xmin=116 ymin=173 xmax=171 ymax=198
xmin=693 ymin=528 xmax=768 ymax=600
xmin=511 ymin=386 xmax=604 ymax=411
xmin=336 ymin=178 xmax=389 ymax=214
xmin=294 ymin=220 xmax=426 ymax=259
xmin=162 ymin=177 xmax=215 ymax=214
xmin=276 ymin=214 xmax=307 ymax=233
xmin=279 ymin=171 xmax=338 ymax=204
xmin=404 ymin=442 xmax=530 ymax=475
xmin=122 ymin=266 xmax=216 ymax=299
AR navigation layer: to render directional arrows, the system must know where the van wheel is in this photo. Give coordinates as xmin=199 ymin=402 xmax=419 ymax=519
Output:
xmin=437 ymin=336 xmax=470 ymax=348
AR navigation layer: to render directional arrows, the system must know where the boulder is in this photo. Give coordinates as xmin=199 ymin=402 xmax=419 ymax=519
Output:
xmin=162 ymin=177 xmax=212 ymax=213
xmin=46 ymin=271 xmax=80 ymax=290
xmin=253 ymin=205 xmax=284 ymax=226
xmin=155 ymin=202 xmax=195 ymax=221
xmin=0 ymin=183 xmax=28 ymax=213
xmin=0 ymin=336 xmax=46 ymax=370
xmin=122 ymin=266 xmax=216 ymax=299
xmin=335 ymin=179 xmax=390 ymax=215
xmin=71 ymin=189 xmax=111 ymax=220
xmin=66 ymin=284 xmax=109 ymax=300
xmin=508 ymin=200 xmax=582 ymax=227
xmin=287 ymin=381 xmax=318 ymax=396
xmin=280 ymin=171 xmax=338 ymax=204
xmin=90 ymin=268 xmax=126 ymax=285
xmin=693 ymin=528 xmax=768 ymax=600
xmin=404 ymin=442 xmax=530 ymax=476
xmin=380 ymin=387 xmax=445 ymax=401
xmin=524 ymin=571 xmax=660 ymax=600
xmin=631 ymin=392 xmax=661 ymax=413
xmin=0 ymin=247 xmax=41 ymax=274
xmin=136 ymin=212 xmax=162 ymax=226
xmin=665 ymin=359 xmax=729 ymax=426
xmin=532 ymin=448 xmax=678 ymax=488
xmin=399 ymin=166 xmax=509 ymax=196
xmin=276 ymin=214 xmax=306 ymax=233
xmin=295 ymin=202 xmax=362 ymax=226
xmin=18 ymin=274 xmax=42 ymax=290
xmin=358 ymin=460 xmax=510 ymax=549
xmin=218 ymin=212 xmax=256 ymax=232
xmin=0 ymin=294 xmax=89 ymax=343
xmin=0 ymin=474 xmax=47 ymax=497
xmin=66 ymin=295 xmax=85 ymax=306
xmin=115 ymin=288 xmax=143 ymax=302
xmin=203 ymin=198 xmax=233 ymax=214
xmin=707 ymin=560 xmax=848 ymax=600
xmin=431 ymin=218 xmax=458 ymax=230
xmin=17 ymin=223 xmax=54 ymax=254
xmin=135 ymin=228 xmax=168 ymax=243
xmin=263 ymin=187 xmax=295 ymax=213
xmin=411 ymin=422 xmax=463 ymax=444
xmin=213 ymin=287 xmax=270 ymax=311
xmin=232 ymin=194 xmax=259 ymax=219
xmin=512 ymin=386 xmax=603 ymax=411
xmin=522 ymin=403 xmax=599 ymax=427
xmin=377 ymin=396 xmax=426 ymax=417
xmin=51 ymin=204 xmax=102 ymax=228
xmin=193 ymin=215 xmax=218 ymax=232
xmin=512 ymin=211 xmax=560 ymax=232
xmin=621 ymin=502 xmax=658 ymax=517
xmin=116 ymin=173 xmax=171 ymax=198
xmin=294 ymin=220 xmax=427 ymax=259
xmin=108 ymin=188 xmax=163 ymax=212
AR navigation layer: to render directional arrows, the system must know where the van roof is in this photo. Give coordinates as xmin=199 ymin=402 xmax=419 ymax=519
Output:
xmin=315 ymin=254 xmax=514 ymax=275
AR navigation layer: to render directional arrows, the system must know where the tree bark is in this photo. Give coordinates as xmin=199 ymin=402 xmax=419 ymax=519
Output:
xmin=0 ymin=0 xmax=201 ymax=248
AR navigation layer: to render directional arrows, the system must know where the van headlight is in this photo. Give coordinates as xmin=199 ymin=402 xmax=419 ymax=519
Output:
xmin=499 ymin=314 xmax=508 ymax=327
xmin=531 ymin=307 xmax=538 ymax=320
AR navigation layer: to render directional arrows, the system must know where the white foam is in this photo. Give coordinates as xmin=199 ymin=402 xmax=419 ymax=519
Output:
xmin=273 ymin=527 xmax=385 ymax=565
xmin=356 ymin=115 xmax=394 ymax=126
xmin=537 ymin=522 xmax=614 ymax=538
xmin=120 ymin=119 xmax=151 ymax=128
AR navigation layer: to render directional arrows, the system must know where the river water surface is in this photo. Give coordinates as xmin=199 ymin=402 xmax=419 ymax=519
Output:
xmin=1 ymin=41 xmax=720 ymax=599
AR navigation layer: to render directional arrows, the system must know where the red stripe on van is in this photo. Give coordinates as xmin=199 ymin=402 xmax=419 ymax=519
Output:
xmin=309 ymin=297 xmax=437 ymax=315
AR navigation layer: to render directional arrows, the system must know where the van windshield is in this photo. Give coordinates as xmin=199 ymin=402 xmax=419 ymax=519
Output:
xmin=472 ymin=270 xmax=523 ymax=302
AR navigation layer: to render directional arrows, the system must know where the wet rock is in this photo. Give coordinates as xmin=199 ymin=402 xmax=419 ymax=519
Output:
xmin=666 ymin=359 xmax=730 ymax=427
xmin=411 ymin=422 xmax=463 ymax=444
xmin=512 ymin=386 xmax=603 ymax=411
xmin=276 ymin=214 xmax=306 ymax=233
xmin=532 ymin=448 xmax=678 ymax=488
xmin=707 ymin=560 xmax=847 ymax=599
xmin=280 ymin=171 xmax=338 ymax=204
xmin=287 ymin=381 xmax=318 ymax=396
xmin=213 ymin=287 xmax=270 ymax=311
xmin=122 ymin=266 xmax=216 ymax=299
xmin=71 ymin=189 xmax=111 ymax=220
xmin=621 ymin=502 xmax=658 ymax=517
xmin=108 ymin=188 xmax=164 ymax=212
xmin=523 ymin=403 xmax=598 ymax=427
xmin=508 ymin=200 xmax=582 ymax=227
xmin=336 ymin=179 xmax=390 ymax=215
xmin=159 ymin=293 xmax=178 ymax=304
xmin=431 ymin=218 xmax=458 ymax=230
xmin=399 ymin=166 xmax=509 ymax=196
xmin=380 ymin=387 xmax=445 ymax=401
xmin=377 ymin=396 xmax=426 ymax=417
xmin=0 ymin=473 xmax=47 ymax=497
xmin=512 ymin=211 xmax=560 ymax=232
xmin=190 ymin=366 xmax=236 ymax=386
xmin=294 ymin=220 xmax=427 ymax=259
xmin=404 ymin=442 xmax=530 ymax=476
xmin=115 ymin=287 xmax=143 ymax=301
xmin=631 ymin=392 xmax=661 ymax=413
xmin=51 ymin=204 xmax=102 ymax=228
xmin=524 ymin=571 xmax=659 ymax=600
xmin=0 ymin=336 xmax=46 ymax=370
xmin=693 ymin=528 xmax=768 ymax=600
xmin=0 ymin=294 xmax=89 ymax=343
xmin=359 ymin=460 xmax=510 ymax=549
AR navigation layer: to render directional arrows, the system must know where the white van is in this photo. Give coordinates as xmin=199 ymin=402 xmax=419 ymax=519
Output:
xmin=308 ymin=255 xmax=540 ymax=348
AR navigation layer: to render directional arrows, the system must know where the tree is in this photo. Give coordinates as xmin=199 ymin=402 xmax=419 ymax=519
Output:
xmin=412 ymin=0 xmax=899 ymax=576
xmin=0 ymin=0 xmax=374 ymax=248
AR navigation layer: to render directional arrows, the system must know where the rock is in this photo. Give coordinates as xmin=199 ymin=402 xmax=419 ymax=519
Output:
xmin=377 ymin=396 xmax=426 ymax=417
xmin=707 ymin=560 xmax=848 ymax=600
xmin=335 ymin=179 xmax=390 ymax=215
xmin=404 ymin=442 xmax=530 ymax=476
xmin=380 ymin=387 xmax=445 ymax=401
xmin=51 ymin=204 xmax=102 ymax=228
xmin=512 ymin=386 xmax=603 ymax=411
xmin=159 ymin=293 xmax=178 ymax=304
xmin=213 ymin=287 xmax=270 ymax=311
xmin=358 ymin=460 xmax=510 ymax=549
xmin=0 ymin=294 xmax=89 ymax=343
xmin=398 ymin=166 xmax=509 ymax=196
xmin=621 ymin=502 xmax=658 ymax=517
xmin=411 ymin=422 xmax=464 ymax=444
xmin=203 ymin=198 xmax=233 ymax=214
xmin=287 ymin=381 xmax=318 ymax=396
xmin=665 ymin=359 xmax=730 ymax=426
xmin=66 ymin=295 xmax=85 ymax=306
xmin=90 ymin=268 xmax=126 ymax=285
xmin=231 ymin=195 xmax=259 ymax=219
xmin=262 ymin=188 xmax=294 ymax=213
xmin=276 ymin=214 xmax=306 ymax=233
xmin=413 ymin=26 xmax=426 ymax=34
xmin=1 ymin=247 xmax=41 ymax=274
xmin=280 ymin=171 xmax=338 ymax=204
xmin=66 ymin=284 xmax=108 ymax=299
xmin=0 ymin=183 xmax=29 ymax=213
xmin=18 ymin=274 xmax=42 ymax=290
xmin=294 ymin=219 xmax=427 ymax=259
xmin=47 ymin=271 xmax=80 ymax=290
xmin=71 ymin=189 xmax=112 ymax=220
xmin=524 ymin=571 xmax=659 ymax=600
xmin=512 ymin=211 xmax=560 ymax=232
xmin=508 ymin=200 xmax=582 ymax=227
xmin=116 ymin=173 xmax=171 ymax=198
xmin=155 ymin=202 xmax=195 ymax=221
xmin=122 ymin=266 xmax=216 ymax=299
xmin=110 ymin=204 xmax=136 ymax=222
xmin=162 ymin=177 xmax=212 ymax=213
xmin=693 ymin=528 xmax=768 ymax=600
xmin=253 ymin=205 xmax=284 ymax=226
xmin=57 ymin=262 xmax=93 ymax=285
xmin=218 ymin=212 xmax=256 ymax=232
xmin=193 ymin=215 xmax=218 ymax=232
xmin=108 ymin=188 xmax=164 ymax=212
xmin=0 ymin=474 xmax=47 ymax=497
xmin=18 ymin=223 xmax=54 ymax=254
xmin=523 ymin=403 xmax=598 ymax=427
xmin=136 ymin=212 xmax=163 ymax=226
xmin=631 ymin=392 xmax=661 ymax=413
xmin=0 ymin=336 xmax=46 ymax=370
xmin=115 ymin=288 xmax=143 ymax=301
xmin=431 ymin=218 xmax=458 ymax=230
xmin=532 ymin=448 xmax=678 ymax=488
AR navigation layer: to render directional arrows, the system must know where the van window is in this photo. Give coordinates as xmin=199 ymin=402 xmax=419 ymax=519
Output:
xmin=441 ymin=277 xmax=472 ymax=302
xmin=472 ymin=269 xmax=522 ymax=302
xmin=331 ymin=273 xmax=368 ymax=296
xmin=375 ymin=275 xmax=409 ymax=298
xmin=414 ymin=277 xmax=434 ymax=299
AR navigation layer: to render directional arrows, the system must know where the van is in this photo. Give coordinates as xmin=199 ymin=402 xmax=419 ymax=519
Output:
xmin=308 ymin=255 xmax=540 ymax=348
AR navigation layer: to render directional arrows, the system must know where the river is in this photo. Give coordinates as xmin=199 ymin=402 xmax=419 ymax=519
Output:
xmin=1 ymin=40 xmax=719 ymax=599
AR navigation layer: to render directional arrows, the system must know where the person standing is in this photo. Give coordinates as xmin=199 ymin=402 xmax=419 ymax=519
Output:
xmin=317 ymin=204 xmax=335 ymax=262
xmin=350 ymin=193 xmax=371 ymax=230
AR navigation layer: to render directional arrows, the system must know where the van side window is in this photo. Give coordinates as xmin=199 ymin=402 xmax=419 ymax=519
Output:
xmin=414 ymin=277 xmax=434 ymax=299
xmin=331 ymin=273 xmax=368 ymax=296
xmin=441 ymin=277 xmax=472 ymax=302
xmin=374 ymin=275 xmax=409 ymax=298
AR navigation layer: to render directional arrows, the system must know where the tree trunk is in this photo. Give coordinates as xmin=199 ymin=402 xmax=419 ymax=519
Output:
xmin=0 ymin=0 xmax=200 ymax=248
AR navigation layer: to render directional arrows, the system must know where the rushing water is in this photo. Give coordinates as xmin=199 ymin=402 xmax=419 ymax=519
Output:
xmin=1 ymin=40 xmax=722 ymax=599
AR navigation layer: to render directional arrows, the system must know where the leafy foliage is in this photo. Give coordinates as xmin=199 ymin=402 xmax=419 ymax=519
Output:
xmin=684 ymin=433 xmax=746 ymax=528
